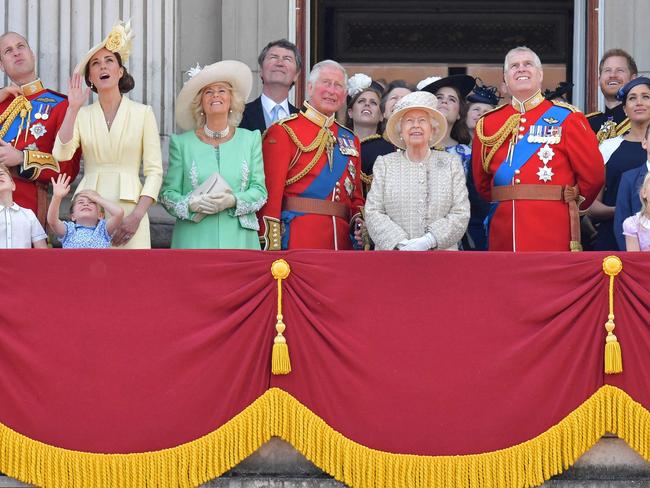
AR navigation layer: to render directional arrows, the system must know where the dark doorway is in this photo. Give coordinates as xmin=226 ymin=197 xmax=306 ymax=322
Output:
xmin=312 ymin=0 xmax=575 ymax=100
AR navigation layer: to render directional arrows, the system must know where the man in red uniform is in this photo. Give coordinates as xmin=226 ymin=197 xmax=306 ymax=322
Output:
xmin=0 ymin=31 xmax=80 ymax=225
xmin=472 ymin=46 xmax=604 ymax=251
xmin=258 ymin=59 xmax=364 ymax=250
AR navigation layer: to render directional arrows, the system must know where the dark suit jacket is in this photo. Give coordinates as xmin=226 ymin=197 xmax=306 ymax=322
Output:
xmin=614 ymin=164 xmax=648 ymax=250
xmin=239 ymin=96 xmax=298 ymax=133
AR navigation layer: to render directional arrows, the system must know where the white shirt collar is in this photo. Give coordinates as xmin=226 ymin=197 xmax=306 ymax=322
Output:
xmin=0 ymin=202 xmax=20 ymax=212
xmin=646 ymin=160 xmax=650 ymax=172
xmin=260 ymin=93 xmax=289 ymax=117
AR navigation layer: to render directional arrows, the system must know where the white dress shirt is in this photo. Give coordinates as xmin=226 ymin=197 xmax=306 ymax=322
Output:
xmin=260 ymin=93 xmax=290 ymax=127
xmin=0 ymin=202 xmax=47 ymax=248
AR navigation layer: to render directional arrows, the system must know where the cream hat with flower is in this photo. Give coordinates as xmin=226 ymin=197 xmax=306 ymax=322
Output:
xmin=385 ymin=91 xmax=447 ymax=150
xmin=74 ymin=20 xmax=134 ymax=74
xmin=175 ymin=60 xmax=253 ymax=131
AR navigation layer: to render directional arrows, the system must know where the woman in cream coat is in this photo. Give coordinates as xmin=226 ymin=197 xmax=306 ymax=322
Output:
xmin=365 ymin=91 xmax=469 ymax=251
xmin=53 ymin=21 xmax=163 ymax=249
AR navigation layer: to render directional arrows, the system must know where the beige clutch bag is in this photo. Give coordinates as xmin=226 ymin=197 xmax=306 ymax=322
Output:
xmin=189 ymin=172 xmax=232 ymax=223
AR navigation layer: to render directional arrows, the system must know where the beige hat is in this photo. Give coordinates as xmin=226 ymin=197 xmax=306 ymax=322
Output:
xmin=385 ymin=91 xmax=447 ymax=150
xmin=74 ymin=20 xmax=134 ymax=75
xmin=175 ymin=60 xmax=253 ymax=131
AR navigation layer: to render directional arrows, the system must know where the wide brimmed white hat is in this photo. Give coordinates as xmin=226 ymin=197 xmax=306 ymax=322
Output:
xmin=74 ymin=20 xmax=134 ymax=75
xmin=385 ymin=91 xmax=447 ymax=149
xmin=175 ymin=60 xmax=253 ymax=131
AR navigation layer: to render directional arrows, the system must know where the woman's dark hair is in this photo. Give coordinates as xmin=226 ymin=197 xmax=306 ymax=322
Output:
xmin=380 ymin=80 xmax=414 ymax=115
xmin=446 ymin=86 xmax=471 ymax=145
xmin=84 ymin=51 xmax=135 ymax=94
xmin=345 ymin=85 xmax=384 ymax=134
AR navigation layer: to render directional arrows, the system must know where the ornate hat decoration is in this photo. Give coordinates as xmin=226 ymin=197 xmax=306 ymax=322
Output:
xmin=467 ymin=79 xmax=501 ymax=106
xmin=384 ymin=91 xmax=448 ymax=150
xmin=347 ymin=73 xmax=384 ymax=106
xmin=74 ymin=20 xmax=135 ymax=74
xmin=616 ymin=76 xmax=650 ymax=102
xmin=543 ymin=81 xmax=573 ymax=101
xmin=175 ymin=60 xmax=253 ymax=131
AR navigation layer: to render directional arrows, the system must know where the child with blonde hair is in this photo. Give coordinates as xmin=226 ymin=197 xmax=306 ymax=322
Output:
xmin=623 ymin=171 xmax=650 ymax=251
xmin=0 ymin=163 xmax=48 ymax=248
xmin=47 ymin=174 xmax=124 ymax=248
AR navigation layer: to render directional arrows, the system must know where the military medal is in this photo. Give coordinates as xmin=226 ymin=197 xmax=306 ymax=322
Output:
xmin=29 ymin=123 xmax=47 ymax=140
xmin=344 ymin=176 xmax=354 ymax=197
xmin=41 ymin=104 xmax=50 ymax=120
xmin=536 ymin=143 xmax=555 ymax=182
xmin=347 ymin=160 xmax=356 ymax=180
xmin=338 ymin=137 xmax=358 ymax=157
xmin=34 ymin=104 xmax=43 ymax=120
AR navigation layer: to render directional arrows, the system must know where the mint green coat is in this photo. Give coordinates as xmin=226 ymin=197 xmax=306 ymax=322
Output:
xmin=160 ymin=128 xmax=267 ymax=249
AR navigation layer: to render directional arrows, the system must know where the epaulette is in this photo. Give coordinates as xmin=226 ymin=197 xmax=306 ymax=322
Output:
xmin=360 ymin=134 xmax=381 ymax=144
xmin=334 ymin=119 xmax=354 ymax=133
xmin=552 ymin=100 xmax=579 ymax=113
xmin=585 ymin=111 xmax=602 ymax=119
xmin=481 ymin=103 xmax=509 ymax=118
xmin=278 ymin=113 xmax=299 ymax=126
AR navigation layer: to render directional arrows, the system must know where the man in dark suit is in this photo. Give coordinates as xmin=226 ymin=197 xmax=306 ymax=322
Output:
xmin=239 ymin=39 xmax=301 ymax=132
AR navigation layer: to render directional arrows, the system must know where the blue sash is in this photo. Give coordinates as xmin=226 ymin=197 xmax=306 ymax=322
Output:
xmin=493 ymin=105 xmax=570 ymax=187
xmin=281 ymin=126 xmax=355 ymax=248
xmin=1 ymin=91 xmax=65 ymax=143
xmin=486 ymin=104 xmax=571 ymax=238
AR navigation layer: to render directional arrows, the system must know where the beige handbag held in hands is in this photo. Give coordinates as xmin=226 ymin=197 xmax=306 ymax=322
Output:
xmin=189 ymin=172 xmax=232 ymax=223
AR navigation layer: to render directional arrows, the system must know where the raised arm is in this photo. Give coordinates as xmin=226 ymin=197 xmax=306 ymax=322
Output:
xmin=47 ymin=174 xmax=72 ymax=237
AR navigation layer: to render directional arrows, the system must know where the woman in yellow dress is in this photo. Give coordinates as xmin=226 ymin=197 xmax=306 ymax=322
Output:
xmin=53 ymin=21 xmax=163 ymax=249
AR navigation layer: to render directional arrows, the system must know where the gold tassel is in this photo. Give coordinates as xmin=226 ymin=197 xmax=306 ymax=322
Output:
xmin=602 ymin=256 xmax=623 ymax=374
xmin=271 ymin=259 xmax=291 ymax=375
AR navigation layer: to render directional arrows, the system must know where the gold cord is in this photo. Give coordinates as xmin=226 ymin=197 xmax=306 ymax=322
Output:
xmin=475 ymin=113 xmax=521 ymax=172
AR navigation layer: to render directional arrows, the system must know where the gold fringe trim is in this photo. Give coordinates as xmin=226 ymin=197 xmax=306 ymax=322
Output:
xmin=0 ymin=386 xmax=648 ymax=488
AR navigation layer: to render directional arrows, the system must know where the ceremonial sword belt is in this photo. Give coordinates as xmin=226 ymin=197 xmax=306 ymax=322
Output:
xmin=283 ymin=196 xmax=350 ymax=220
xmin=491 ymin=184 xmax=583 ymax=251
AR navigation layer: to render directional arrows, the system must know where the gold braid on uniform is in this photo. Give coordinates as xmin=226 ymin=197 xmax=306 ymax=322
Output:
xmin=0 ymin=96 xmax=32 ymax=139
xmin=281 ymin=123 xmax=336 ymax=186
xmin=360 ymin=171 xmax=373 ymax=185
xmin=475 ymin=113 xmax=521 ymax=173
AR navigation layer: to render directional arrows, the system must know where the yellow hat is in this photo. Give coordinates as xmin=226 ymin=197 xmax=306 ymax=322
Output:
xmin=74 ymin=20 xmax=134 ymax=74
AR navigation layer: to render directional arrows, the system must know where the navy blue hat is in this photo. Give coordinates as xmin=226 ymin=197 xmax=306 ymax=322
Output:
xmin=617 ymin=76 xmax=650 ymax=102
xmin=421 ymin=74 xmax=476 ymax=99
xmin=467 ymin=82 xmax=500 ymax=106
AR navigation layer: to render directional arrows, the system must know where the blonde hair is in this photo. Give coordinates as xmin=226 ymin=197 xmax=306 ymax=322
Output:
xmin=639 ymin=172 xmax=650 ymax=224
xmin=191 ymin=82 xmax=245 ymax=129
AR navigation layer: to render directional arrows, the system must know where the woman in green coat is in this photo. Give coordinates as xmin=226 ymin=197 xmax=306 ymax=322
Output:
xmin=160 ymin=60 xmax=267 ymax=249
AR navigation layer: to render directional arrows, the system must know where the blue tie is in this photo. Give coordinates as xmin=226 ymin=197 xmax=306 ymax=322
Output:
xmin=270 ymin=104 xmax=282 ymax=123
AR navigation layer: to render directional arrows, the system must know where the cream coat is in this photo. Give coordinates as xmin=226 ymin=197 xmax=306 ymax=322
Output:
xmin=365 ymin=150 xmax=470 ymax=251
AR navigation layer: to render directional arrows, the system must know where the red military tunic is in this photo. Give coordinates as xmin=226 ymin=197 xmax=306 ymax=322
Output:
xmin=472 ymin=91 xmax=604 ymax=251
xmin=0 ymin=79 xmax=81 ymax=223
xmin=258 ymin=102 xmax=364 ymax=250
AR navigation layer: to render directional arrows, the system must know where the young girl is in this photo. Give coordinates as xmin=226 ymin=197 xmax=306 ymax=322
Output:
xmin=47 ymin=174 xmax=124 ymax=248
xmin=623 ymin=172 xmax=650 ymax=251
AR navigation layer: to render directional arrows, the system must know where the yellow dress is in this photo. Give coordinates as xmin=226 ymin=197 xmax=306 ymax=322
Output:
xmin=53 ymin=96 xmax=163 ymax=249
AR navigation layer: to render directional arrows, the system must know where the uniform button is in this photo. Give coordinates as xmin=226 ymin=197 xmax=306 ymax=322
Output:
xmin=335 ymin=195 xmax=340 ymax=201
xmin=518 ymin=134 xmax=524 ymax=140
xmin=514 ymin=169 xmax=520 ymax=175
xmin=515 ymin=178 xmax=521 ymax=184
xmin=335 ymin=182 xmax=340 ymax=187
xmin=519 ymin=126 xmax=525 ymax=132
xmin=521 ymin=118 xmax=527 ymax=123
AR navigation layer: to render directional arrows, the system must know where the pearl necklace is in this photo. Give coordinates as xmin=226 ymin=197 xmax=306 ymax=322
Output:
xmin=203 ymin=124 xmax=230 ymax=139
xmin=404 ymin=149 xmax=431 ymax=164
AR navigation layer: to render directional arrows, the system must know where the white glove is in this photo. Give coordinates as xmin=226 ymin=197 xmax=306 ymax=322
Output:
xmin=189 ymin=194 xmax=220 ymax=214
xmin=210 ymin=191 xmax=236 ymax=213
xmin=398 ymin=233 xmax=435 ymax=251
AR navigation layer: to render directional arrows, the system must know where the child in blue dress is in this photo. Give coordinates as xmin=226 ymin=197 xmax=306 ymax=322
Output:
xmin=47 ymin=174 xmax=124 ymax=248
